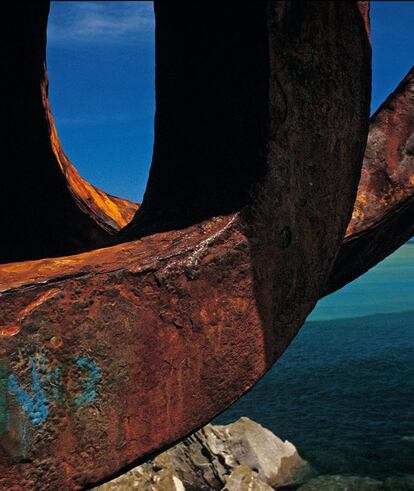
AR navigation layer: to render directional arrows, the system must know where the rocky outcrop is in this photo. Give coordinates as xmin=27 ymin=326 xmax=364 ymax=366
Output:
xmin=165 ymin=417 xmax=312 ymax=489
xmin=95 ymin=454 xmax=185 ymax=491
xmin=93 ymin=417 xmax=414 ymax=491
xmin=223 ymin=466 xmax=273 ymax=491
xmin=95 ymin=418 xmax=311 ymax=490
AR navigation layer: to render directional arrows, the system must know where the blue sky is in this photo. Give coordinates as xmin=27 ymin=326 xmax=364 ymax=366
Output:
xmin=47 ymin=2 xmax=414 ymax=203
xmin=47 ymin=2 xmax=155 ymax=202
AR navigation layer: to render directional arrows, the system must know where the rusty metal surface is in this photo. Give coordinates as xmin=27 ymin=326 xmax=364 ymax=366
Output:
xmin=325 ymin=66 xmax=414 ymax=295
xmin=43 ymin=75 xmax=139 ymax=234
xmin=1 ymin=3 xmax=137 ymax=264
xmin=0 ymin=1 xmax=372 ymax=489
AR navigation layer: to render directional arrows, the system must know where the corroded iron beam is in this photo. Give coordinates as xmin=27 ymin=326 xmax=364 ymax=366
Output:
xmin=325 ymin=66 xmax=414 ymax=295
xmin=1 ymin=3 xmax=137 ymax=264
xmin=0 ymin=2 xmax=371 ymax=489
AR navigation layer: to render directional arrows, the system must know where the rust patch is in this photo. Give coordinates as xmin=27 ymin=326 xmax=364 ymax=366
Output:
xmin=0 ymin=289 xmax=60 ymax=337
xmin=49 ymin=336 xmax=63 ymax=350
xmin=0 ymin=2 xmax=373 ymax=490
xmin=325 ymin=67 xmax=414 ymax=295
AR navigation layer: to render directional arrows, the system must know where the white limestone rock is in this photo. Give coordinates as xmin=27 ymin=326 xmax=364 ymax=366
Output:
xmin=168 ymin=417 xmax=312 ymax=489
xmin=223 ymin=465 xmax=274 ymax=491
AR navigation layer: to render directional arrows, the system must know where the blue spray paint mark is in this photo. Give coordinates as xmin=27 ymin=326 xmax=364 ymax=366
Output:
xmin=5 ymin=353 xmax=101 ymax=428
xmin=0 ymin=365 xmax=9 ymax=434
xmin=8 ymin=357 xmax=49 ymax=426
xmin=73 ymin=357 xmax=101 ymax=407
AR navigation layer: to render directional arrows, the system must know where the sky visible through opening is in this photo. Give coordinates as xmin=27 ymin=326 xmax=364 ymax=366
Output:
xmin=47 ymin=2 xmax=414 ymax=203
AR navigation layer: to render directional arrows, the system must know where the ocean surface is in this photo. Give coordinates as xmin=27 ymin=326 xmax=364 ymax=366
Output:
xmin=215 ymin=242 xmax=414 ymax=480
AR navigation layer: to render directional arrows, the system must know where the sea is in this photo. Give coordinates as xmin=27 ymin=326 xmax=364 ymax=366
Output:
xmin=215 ymin=241 xmax=414 ymax=481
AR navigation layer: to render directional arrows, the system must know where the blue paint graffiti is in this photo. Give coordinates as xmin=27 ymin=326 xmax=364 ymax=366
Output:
xmin=0 ymin=365 xmax=10 ymax=434
xmin=6 ymin=353 xmax=101 ymax=427
xmin=8 ymin=356 xmax=49 ymax=426
xmin=73 ymin=357 xmax=101 ymax=406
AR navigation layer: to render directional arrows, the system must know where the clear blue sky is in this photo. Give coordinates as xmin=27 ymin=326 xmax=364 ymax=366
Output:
xmin=47 ymin=1 xmax=414 ymax=203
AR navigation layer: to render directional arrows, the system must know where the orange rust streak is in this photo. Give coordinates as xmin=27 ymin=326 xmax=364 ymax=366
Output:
xmin=42 ymin=71 xmax=139 ymax=233
xmin=346 ymin=67 xmax=414 ymax=237
xmin=0 ymin=216 xmax=237 ymax=292
xmin=0 ymin=288 xmax=60 ymax=336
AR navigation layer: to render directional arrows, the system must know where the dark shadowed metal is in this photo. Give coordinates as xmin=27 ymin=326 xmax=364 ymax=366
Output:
xmin=0 ymin=2 xmax=376 ymax=490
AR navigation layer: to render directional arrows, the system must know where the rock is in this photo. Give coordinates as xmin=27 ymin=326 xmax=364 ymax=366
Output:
xmin=167 ymin=417 xmax=312 ymax=489
xmin=297 ymin=475 xmax=384 ymax=491
xmin=223 ymin=466 xmax=274 ymax=491
xmin=94 ymin=454 xmax=185 ymax=491
xmin=93 ymin=417 xmax=311 ymax=490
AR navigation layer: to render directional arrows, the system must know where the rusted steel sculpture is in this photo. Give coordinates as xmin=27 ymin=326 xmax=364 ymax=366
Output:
xmin=325 ymin=66 xmax=414 ymax=294
xmin=1 ymin=3 xmax=137 ymax=265
xmin=0 ymin=1 xmax=409 ymax=490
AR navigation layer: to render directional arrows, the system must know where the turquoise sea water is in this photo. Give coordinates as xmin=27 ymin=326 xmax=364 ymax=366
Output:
xmin=216 ymin=242 xmax=414 ymax=480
